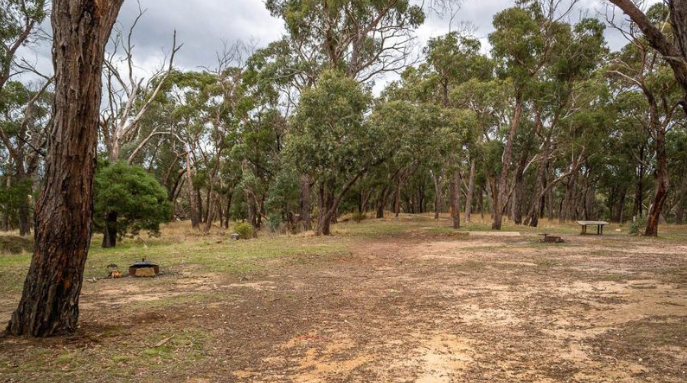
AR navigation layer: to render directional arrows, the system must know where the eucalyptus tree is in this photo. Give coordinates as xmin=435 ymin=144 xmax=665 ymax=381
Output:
xmin=371 ymin=97 xmax=425 ymax=218
xmin=8 ymin=0 xmax=124 ymax=337
xmin=609 ymin=34 xmax=682 ymax=235
xmin=450 ymin=76 xmax=503 ymax=222
xmin=608 ymin=0 xmax=687 ymax=112
xmin=285 ymin=70 xmax=386 ymax=235
xmin=0 ymin=0 xmax=49 ymax=236
xmin=100 ymin=8 xmax=180 ymax=164
xmin=488 ymin=4 xmax=559 ymax=229
xmin=0 ymin=0 xmax=47 ymax=93
xmin=667 ymin=127 xmax=687 ymax=223
xmin=266 ymin=0 xmax=425 ymax=81
xmin=0 ymin=80 xmax=51 ymax=235
xmin=261 ymin=0 xmax=428 ymax=231
xmin=554 ymin=76 xmax=612 ymax=222
xmin=422 ymin=32 xmax=486 ymax=223
xmin=524 ymin=17 xmax=608 ymax=226
xmin=173 ymin=71 xmax=219 ymax=227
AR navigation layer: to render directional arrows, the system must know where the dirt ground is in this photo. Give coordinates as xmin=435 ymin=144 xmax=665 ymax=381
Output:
xmin=1 ymin=218 xmax=687 ymax=382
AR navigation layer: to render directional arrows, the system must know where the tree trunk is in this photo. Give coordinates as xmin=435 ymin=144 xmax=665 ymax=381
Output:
xmin=316 ymin=183 xmax=332 ymax=235
xmin=608 ymin=0 xmax=687 ymax=113
xmin=360 ymin=189 xmax=373 ymax=214
xmin=224 ymin=193 xmax=233 ymax=228
xmin=559 ymin=167 xmax=578 ymax=223
xmin=185 ymin=149 xmax=200 ymax=228
xmin=204 ymin=189 xmax=216 ymax=232
xmin=493 ymin=93 xmax=523 ymax=230
xmin=511 ymin=151 xmax=528 ymax=225
xmin=433 ymin=172 xmax=442 ymax=220
xmin=317 ymin=174 xmax=362 ymax=236
xmin=299 ymin=175 xmax=312 ymax=231
xmin=203 ymin=189 xmax=211 ymax=224
xmin=376 ymin=185 xmax=389 ymax=218
xmin=17 ymin=187 xmax=31 ymax=237
xmin=247 ymin=190 xmax=257 ymax=229
xmin=675 ymin=174 xmax=687 ymax=225
xmin=218 ymin=199 xmax=225 ymax=228
xmin=449 ymin=169 xmax=461 ymax=229
xmin=394 ymin=174 xmax=402 ymax=217
xmin=464 ymin=160 xmax=475 ymax=222
xmin=645 ymin=129 xmax=669 ymax=236
xmin=528 ymin=138 xmax=551 ymax=227
xmin=546 ymin=162 xmax=555 ymax=220
xmin=477 ymin=186 xmax=484 ymax=219
xmin=614 ymin=186 xmax=627 ymax=223
xmin=7 ymin=0 xmax=123 ymax=337
xmin=633 ymin=146 xmax=645 ymax=218
xmin=102 ymin=211 xmax=118 ymax=248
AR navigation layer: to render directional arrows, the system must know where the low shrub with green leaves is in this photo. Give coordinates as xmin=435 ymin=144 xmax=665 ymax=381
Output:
xmin=352 ymin=212 xmax=367 ymax=223
xmin=629 ymin=215 xmax=647 ymax=235
xmin=266 ymin=214 xmax=282 ymax=233
xmin=234 ymin=222 xmax=255 ymax=239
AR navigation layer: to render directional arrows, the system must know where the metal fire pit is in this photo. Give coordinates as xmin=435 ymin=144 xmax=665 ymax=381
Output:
xmin=540 ymin=233 xmax=565 ymax=243
xmin=129 ymin=259 xmax=160 ymax=277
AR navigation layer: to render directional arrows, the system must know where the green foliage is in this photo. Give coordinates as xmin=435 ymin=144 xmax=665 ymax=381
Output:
xmin=266 ymin=214 xmax=283 ymax=233
xmin=0 ymin=177 xmax=31 ymax=225
xmin=1 ymin=1 xmax=46 ymax=72
xmin=94 ymin=162 xmax=172 ymax=239
xmin=265 ymin=0 xmax=424 ymax=78
xmin=629 ymin=216 xmax=648 ymax=235
xmin=234 ymin=222 xmax=255 ymax=239
xmin=352 ymin=212 xmax=367 ymax=223
xmin=285 ymin=70 xmax=378 ymax=183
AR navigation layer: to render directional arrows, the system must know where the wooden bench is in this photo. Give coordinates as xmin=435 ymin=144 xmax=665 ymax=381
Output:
xmin=576 ymin=221 xmax=609 ymax=235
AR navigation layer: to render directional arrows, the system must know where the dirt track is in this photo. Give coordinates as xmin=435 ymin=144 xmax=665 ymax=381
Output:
xmin=2 ymin=229 xmax=687 ymax=382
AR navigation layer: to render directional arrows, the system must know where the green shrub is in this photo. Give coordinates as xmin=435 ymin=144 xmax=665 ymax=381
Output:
xmin=94 ymin=162 xmax=171 ymax=247
xmin=629 ymin=215 xmax=647 ymax=235
xmin=234 ymin=222 xmax=255 ymax=239
xmin=0 ymin=235 xmax=33 ymax=254
xmin=267 ymin=214 xmax=282 ymax=233
xmin=352 ymin=212 xmax=367 ymax=223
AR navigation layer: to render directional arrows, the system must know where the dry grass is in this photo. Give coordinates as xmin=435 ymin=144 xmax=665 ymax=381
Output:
xmin=0 ymin=215 xmax=686 ymax=382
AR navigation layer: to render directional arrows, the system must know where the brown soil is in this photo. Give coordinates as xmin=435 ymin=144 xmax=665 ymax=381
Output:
xmin=1 ymin=230 xmax=687 ymax=382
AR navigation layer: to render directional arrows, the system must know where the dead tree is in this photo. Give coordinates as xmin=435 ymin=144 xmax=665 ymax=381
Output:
xmin=100 ymin=4 xmax=181 ymax=164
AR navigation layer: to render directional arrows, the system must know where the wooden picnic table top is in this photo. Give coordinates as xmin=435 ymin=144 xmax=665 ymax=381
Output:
xmin=576 ymin=220 xmax=609 ymax=226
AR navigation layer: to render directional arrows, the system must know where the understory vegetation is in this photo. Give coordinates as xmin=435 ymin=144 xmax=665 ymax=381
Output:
xmin=2 ymin=0 xmax=687 ymax=246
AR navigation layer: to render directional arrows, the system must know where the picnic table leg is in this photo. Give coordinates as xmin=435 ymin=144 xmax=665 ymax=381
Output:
xmin=597 ymin=225 xmax=600 ymax=235
xmin=600 ymin=225 xmax=604 ymax=235
xmin=581 ymin=225 xmax=586 ymax=235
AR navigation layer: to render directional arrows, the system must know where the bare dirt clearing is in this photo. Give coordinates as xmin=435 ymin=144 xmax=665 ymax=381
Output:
xmin=1 ymin=217 xmax=686 ymax=382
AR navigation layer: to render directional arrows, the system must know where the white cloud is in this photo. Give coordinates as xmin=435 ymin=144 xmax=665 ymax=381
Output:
xmin=13 ymin=0 xmax=664 ymax=90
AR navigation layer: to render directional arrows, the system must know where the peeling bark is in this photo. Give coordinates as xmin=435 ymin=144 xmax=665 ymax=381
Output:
xmin=7 ymin=0 xmax=123 ymax=337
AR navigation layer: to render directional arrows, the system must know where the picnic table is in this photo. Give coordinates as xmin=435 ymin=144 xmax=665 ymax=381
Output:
xmin=576 ymin=220 xmax=609 ymax=235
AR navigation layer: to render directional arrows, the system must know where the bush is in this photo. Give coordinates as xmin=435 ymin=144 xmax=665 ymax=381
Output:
xmin=94 ymin=162 xmax=171 ymax=247
xmin=234 ymin=222 xmax=255 ymax=239
xmin=352 ymin=212 xmax=367 ymax=223
xmin=629 ymin=215 xmax=647 ymax=235
xmin=0 ymin=235 xmax=33 ymax=254
xmin=266 ymin=214 xmax=282 ymax=233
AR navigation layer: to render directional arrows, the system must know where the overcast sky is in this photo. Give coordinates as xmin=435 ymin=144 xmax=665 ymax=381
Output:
xmin=18 ymin=0 xmax=654 ymax=92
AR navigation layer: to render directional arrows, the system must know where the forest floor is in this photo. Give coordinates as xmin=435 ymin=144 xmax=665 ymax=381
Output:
xmin=1 ymin=215 xmax=687 ymax=382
